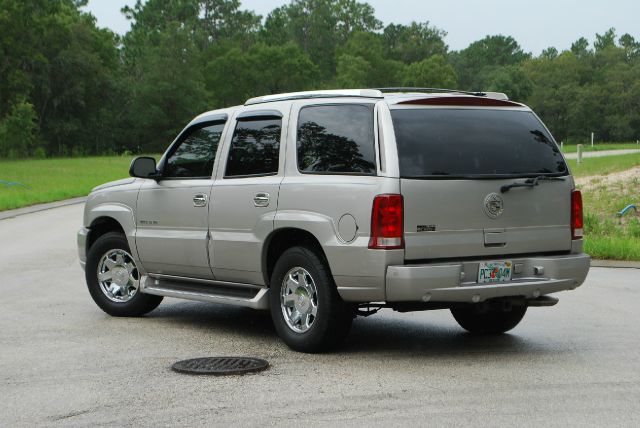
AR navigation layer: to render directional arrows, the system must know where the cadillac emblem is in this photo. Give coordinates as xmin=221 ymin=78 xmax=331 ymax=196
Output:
xmin=483 ymin=193 xmax=504 ymax=219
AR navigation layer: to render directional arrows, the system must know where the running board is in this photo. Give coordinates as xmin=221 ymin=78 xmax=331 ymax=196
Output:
xmin=140 ymin=274 xmax=269 ymax=310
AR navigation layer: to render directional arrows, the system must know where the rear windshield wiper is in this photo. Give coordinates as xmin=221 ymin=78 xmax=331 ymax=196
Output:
xmin=500 ymin=175 xmax=566 ymax=193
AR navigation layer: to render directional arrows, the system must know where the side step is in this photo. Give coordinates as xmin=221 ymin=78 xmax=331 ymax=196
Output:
xmin=140 ymin=274 xmax=269 ymax=310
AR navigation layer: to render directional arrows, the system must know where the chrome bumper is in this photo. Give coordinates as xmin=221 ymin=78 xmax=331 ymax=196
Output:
xmin=386 ymin=253 xmax=590 ymax=303
xmin=77 ymin=227 xmax=89 ymax=270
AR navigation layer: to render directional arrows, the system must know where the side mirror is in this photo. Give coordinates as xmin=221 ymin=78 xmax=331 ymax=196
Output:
xmin=129 ymin=156 xmax=159 ymax=179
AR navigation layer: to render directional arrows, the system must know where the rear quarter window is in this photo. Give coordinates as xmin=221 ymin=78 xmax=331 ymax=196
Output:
xmin=391 ymin=108 xmax=567 ymax=178
xmin=297 ymin=104 xmax=376 ymax=175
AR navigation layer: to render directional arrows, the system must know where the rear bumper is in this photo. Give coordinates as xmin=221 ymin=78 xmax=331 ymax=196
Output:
xmin=77 ymin=227 xmax=89 ymax=271
xmin=386 ymin=253 xmax=590 ymax=303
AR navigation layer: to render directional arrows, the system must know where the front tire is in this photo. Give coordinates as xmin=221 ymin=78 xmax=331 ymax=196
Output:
xmin=269 ymin=246 xmax=354 ymax=353
xmin=451 ymin=303 xmax=527 ymax=335
xmin=85 ymin=232 xmax=163 ymax=317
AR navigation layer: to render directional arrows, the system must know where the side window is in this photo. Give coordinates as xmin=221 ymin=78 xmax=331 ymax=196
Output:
xmin=297 ymin=104 xmax=376 ymax=174
xmin=164 ymin=122 xmax=225 ymax=178
xmin=225 ymin=118 xmax=281 ymax=177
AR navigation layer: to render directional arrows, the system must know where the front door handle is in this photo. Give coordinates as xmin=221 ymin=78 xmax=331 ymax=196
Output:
xmin=253 ymin=192 xmax=270 ymax=207
xmin=193 ymin=194 xmax=208 ymax=207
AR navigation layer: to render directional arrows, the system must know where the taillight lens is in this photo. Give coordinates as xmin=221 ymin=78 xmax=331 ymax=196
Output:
xmin=369 ymin=194 xmax=404 ymax=250
xmin=571 ymin=190 xmax=583 ymax=240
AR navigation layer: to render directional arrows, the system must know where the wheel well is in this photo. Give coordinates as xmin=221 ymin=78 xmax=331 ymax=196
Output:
xmin=87 ymin=217 xmax=126 ymax=252
xmin=263 ymin=228 xmax=328 ymax=287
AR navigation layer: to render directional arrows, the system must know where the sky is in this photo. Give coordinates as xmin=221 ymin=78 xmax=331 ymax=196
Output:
xmin=84 ymin=0 xmax=640 ymax=55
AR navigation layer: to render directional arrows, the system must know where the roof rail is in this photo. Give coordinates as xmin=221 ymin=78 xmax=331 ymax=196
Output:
xmin=245 ymin=89 xmax=383 ymax=106
xmin=376 ymin=87 xmax=487 ymax=97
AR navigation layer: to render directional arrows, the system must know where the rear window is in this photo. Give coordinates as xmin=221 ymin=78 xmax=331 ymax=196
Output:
xmin=391 ymin=108 xmax=567 ymax=178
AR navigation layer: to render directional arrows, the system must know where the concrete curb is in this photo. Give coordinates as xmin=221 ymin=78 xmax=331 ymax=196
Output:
xmin=590 ymin=259 xmax=640 ymax=269
xmin=0 ymin=197 xmax=87 ymax=221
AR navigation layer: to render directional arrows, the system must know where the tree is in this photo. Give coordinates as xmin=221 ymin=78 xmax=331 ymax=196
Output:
xmin=0 ymin=99 xmax=40 ymax=158
xmin=402 ymin=55 xmax=457 ymax=88
xmin=262 ymin=0 xmax=380 ymax=80
xmin=450 ymin=35 xmax=530 ymax=90
xmin=382 ymin=22 xmax=448 ymax=63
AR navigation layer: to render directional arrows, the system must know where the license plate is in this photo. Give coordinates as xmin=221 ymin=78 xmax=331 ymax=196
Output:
xmin=477 ymin=261 xmax=513 ymax=284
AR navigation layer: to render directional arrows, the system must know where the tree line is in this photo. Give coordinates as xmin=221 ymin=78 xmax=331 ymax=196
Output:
xmin=1 ymin=0 xmax=639 ymax=158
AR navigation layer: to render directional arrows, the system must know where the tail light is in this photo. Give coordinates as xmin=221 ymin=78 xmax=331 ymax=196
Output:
xmin=571 ymin=190 xmax=583 ymax=240
xmin=369 ymin=194 xmax=404 ymax=250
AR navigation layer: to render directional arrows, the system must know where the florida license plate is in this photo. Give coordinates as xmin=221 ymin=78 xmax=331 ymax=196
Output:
xmin=477 ymin=261 xmax=513 ymax=284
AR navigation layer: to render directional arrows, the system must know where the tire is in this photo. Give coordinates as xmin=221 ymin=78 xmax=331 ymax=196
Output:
xmin=269 ymin=246 xmax=354 ymax=353
xmin=85 ymin=232 xmax=163 ymax=317
xmin=451 ymin=303 xmax=527 ymax=335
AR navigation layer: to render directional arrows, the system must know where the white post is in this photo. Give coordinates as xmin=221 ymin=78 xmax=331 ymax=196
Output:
xmin=561 ymin=141 xmax=564 ymax=149
xmin=577 ymin=144 xmax=583 ymax=164
xmin=591 ymin=132 xmax=594 ymax=147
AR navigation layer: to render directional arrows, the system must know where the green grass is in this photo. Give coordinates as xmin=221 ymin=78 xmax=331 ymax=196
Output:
xmin=0 ymin=156 xmax=139 ymax=211
xmin=579 ymin=174 xmax=640 ymax=261
xmin=560 ymin=142 xmax=640 ymax=153
xmin=567 ymin=152 xmax=640 ymax=178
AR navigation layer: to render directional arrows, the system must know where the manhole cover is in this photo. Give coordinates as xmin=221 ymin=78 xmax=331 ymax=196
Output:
xmin=171 ymin=357 xmax=269 ymax=376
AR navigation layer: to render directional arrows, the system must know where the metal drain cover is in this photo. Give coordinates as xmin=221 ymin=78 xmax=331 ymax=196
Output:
xmin=171 ymin=357 xmax=269 ymax=376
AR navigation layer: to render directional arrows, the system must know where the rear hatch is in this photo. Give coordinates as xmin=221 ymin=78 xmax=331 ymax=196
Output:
xmin=391 ymin=105 xmax=572 ymax=261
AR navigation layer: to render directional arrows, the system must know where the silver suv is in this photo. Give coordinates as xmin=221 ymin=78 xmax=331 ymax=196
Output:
xmin=78 ymin=88 xmax=590 ymax=352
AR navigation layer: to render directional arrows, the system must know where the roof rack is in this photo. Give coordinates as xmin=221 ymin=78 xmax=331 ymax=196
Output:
xmin=376 ymin=87 xmax=509 ymax=101
xmin=245 ymin=89 xmax=383 ymax=106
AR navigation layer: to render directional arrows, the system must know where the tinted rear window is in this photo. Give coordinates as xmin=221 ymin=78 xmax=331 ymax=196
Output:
xmin=297 ymin=104 xmax=376 ymax=174
xmin=391 ymin=109 xmax=567 ymax=178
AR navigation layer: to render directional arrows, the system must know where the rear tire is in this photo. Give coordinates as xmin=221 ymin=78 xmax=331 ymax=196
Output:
xmin=85 ymin=232 xmax=163 ymax=317
xmin=269 ymin=246 xmax=354 ymax=353
xmin=451 ymin=303 xmax=526 ymax=334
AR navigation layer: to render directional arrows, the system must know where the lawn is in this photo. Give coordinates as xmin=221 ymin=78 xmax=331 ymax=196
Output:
xmin=567 ymin=152 xmax=640 ymax=178
xmin=580 ymin=178 xmax=640 ymax=261
xmin=570 ymin=152 xmax=640 ymax=261
xmin=0 ymin=156 xmax=138 ymax=211
xmin=560 ymin=142 xmax=640 ymax=153
xmin=1 ymin=153 xmax=639 ymax=261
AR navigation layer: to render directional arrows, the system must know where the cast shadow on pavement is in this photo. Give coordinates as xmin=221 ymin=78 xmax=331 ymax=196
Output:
xmin=146 ymin=300 xmax=547 ymax=358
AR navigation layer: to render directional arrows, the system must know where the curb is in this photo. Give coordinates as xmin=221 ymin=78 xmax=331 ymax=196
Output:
xmin=0 ymin=197 xmax=87 ymax=221
xmin=590 ymin=259 xmax=640 ymax=269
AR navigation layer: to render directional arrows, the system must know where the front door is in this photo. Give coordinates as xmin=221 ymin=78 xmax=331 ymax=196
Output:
xmin=135 ymin=121 xmax=226 ymax=278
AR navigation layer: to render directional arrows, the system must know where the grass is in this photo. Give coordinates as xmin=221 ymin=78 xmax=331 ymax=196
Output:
xmin=560 ymin=142 xmax=640 ymax=153
xmin=579 ymin=172 xmax=640 ymax=261
xmin=567 ymin=152 xmax=640 ymax=178
xmin=0 ymin=156 xmax=139 ymax=211
xmin=2 ymin=152 xmax=639 ymax=261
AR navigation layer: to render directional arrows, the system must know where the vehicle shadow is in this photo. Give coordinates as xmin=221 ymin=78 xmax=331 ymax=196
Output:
xmin=147 ymin=301 xmax=550 ymax=358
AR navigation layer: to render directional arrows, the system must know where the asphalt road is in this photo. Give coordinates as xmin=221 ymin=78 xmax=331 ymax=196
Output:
xmin=1 ymin=204 xmax=639 ymax=427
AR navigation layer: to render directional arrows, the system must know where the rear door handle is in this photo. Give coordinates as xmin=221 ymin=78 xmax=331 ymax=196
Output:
xmin=193 ymin=194 xmax=208 ymax=207
xmin=253 ymin=192 xmax=270 ymax=207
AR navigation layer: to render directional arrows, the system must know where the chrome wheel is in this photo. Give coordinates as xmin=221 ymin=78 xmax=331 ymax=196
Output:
xmin=280 ymin=267 xmax=318 ymax=333
xmin=96 ymin=249 xmax=139 ymax=303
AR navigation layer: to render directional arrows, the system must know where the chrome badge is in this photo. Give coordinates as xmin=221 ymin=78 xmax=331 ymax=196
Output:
xmin=483 ymin=193 xmax=504 ymax=219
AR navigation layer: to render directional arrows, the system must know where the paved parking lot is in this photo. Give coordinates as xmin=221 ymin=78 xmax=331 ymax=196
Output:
xmin=1 ymin=204 xmax=639 ymax=426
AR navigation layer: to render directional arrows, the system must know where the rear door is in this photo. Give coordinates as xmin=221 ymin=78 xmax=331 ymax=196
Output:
xmin=208 ymin=107 xmax=288 ymax=285
xmin=390 ymin=105 xmax=572 ymax=260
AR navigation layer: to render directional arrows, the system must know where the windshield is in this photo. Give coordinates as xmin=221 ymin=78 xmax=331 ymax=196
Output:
xmin=391 ymin=108 xmax=568 ymax=178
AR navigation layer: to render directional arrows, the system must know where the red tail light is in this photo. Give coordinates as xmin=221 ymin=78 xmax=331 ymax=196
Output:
xmin=571 ymin=190 xmax=583 ymax=240
xmin=369 ymin=194 xmax=404 ymax=250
